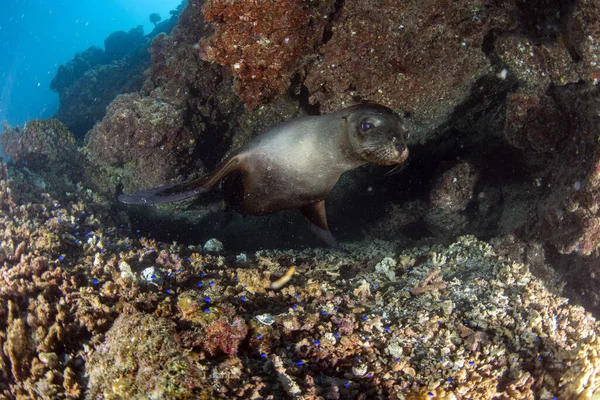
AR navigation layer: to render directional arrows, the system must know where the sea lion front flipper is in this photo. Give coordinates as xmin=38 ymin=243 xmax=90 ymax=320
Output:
xmin=300 ymin=200 xmax=342 ymax=249
xmin=118 ymin=155 xmax=241 ymax=205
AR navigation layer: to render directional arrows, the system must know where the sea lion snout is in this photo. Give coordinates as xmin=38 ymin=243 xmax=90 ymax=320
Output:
xmin=395 ymin=144 xmax=409 ymax=164
xmin=392 ymin=136 xmax=407 ymax=153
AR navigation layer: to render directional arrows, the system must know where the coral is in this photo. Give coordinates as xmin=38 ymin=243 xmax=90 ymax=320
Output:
xmin=409 ymin=267 xmax=447 ymax=295
xmin=0 ymin=156 xmax=600 ymax=398
xmin=0 ymin=119 xmax=76 ymax=168
xmin=0 ymin=161 xmax=123 ymax=398
xmin=4 ymin=314 xmax=34 ymax=383
xmin=86 ymin=312 xmax=207 ymax=399
xmin=178 ymin=291 xmax=217 ymax=325
xmin=561 ymin=333 xmax=600 ymax=398
xmin=201 ymin=0 xmax=331 ymax=108
xmin=177 ymin=291 xmax=248 ymax=357
xmin=202 ymin=316 xmax=248 ymax=356
xmin=235 ymin=267 xmax=271 ymax=294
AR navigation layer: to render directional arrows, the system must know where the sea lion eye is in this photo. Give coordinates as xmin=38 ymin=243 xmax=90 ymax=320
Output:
xmin=360 ymin=121 xmax=374 ymax=132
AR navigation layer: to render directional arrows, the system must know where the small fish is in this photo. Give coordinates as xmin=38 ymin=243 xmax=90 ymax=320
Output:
xmin=270 ymin=266 xmax=296 ymax=290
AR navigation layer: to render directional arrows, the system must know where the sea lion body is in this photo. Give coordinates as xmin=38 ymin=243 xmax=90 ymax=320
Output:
xmin=223 ymin=113 xmax=363 ymax=215
xmin=119 ymin=103 xmax=409 ymax=247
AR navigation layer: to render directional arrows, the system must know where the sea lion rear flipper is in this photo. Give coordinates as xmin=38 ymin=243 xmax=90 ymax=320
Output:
xmin=118 ymin=155 xmax=241 ymax=205
xmin=300 ymin=200 xmax=344 ymax=250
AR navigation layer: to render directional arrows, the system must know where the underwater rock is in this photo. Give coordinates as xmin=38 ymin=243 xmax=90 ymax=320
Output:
xmin=51 ymin=28 xmax=151 ymax=139
xmin=86 ymin=312 xmax=207 ymax=398
xmin=499 ymin=83 xmax=600 ymax=257
xmin=50 ymin=47 xmax=107 ymax=96
xmin=103 ymin=26 xmax=146 ymax=60
xmin=50 ymin=9 xmax=185 ymax=139
xmin=483 ymin=0 xmax=600 ymax=259
xmin=53 ymin=46 xmax=151 ymax=140
xmin=496 ymin=34 xmax=580 ymax=93
xmin=0 ymin=119 xmax=76 ymax=170
xmin=84 ymin=0 xmax=242 ymax=199
xmin=423 ymin=207 xmax=470 ymax=239
xmin=304 ymin=0 xmax=518 ymax=139
xmin=0 ymin=118 xmax=85 ymax=194
xmin=86 ymin=93 xmax=198 ymax=193
xmin=203 ymin=238 xmax=224 ymax=253
xmin=567 ymin=0 xmax=600 ymax=85
xmin=503 ymin=90 xmax=570 ymax=153
xmin=430 ymin=161 xmax=479 ymax=211
xmin=200 ymin=0 xmax=333 ymax=108
xmin=74 ymin=0 xmax=600 ymax=266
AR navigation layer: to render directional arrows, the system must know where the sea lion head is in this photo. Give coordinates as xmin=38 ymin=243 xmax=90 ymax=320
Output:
xmin=343 ymin=103 xmax=409 ymax=166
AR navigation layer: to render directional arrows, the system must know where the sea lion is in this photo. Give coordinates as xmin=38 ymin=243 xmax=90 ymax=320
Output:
xmin=119 ymin=103 xmax=409 ymax=248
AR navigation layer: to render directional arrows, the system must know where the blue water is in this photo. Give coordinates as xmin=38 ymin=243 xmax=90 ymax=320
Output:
xmin=0 ymin=0 xmax=182 ymax=134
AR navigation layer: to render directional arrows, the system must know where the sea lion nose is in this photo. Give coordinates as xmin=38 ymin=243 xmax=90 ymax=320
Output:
xmin=392 ymin=136 xmax=406 ymax=153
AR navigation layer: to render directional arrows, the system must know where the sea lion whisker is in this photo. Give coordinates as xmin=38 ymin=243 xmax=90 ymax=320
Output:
xmin=386 ymin=160 xmax=409 ymax=176
xmin=353 ymin=145 xmax=389 ymax=154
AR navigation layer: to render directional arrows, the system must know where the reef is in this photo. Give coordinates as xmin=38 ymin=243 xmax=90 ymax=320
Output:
xmin=83 ymin=0 xmax=246 ymax=199
xmin=74 ymin=0 xmax=600 ymax=316
xmin=4 ymin=0 xmax=600 ymax=397
xmin=304 ymin=0 xmax=518 ymax=140
xmin=0 ymin=119 xmax=75 ymax=169
xmin=50 ymin=27 xmax=151 ymax=139
xmin=0 ymin=158 xmax=599 ymax=398
xmin=200 ymin=0 xmax=332 ymax=108
xmin=85 ymin=92 xmax=199 ymax=193
xmin=50 ymin=5 xmax=185 ymax=139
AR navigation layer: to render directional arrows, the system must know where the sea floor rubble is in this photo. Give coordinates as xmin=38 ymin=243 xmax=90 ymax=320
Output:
xmin=0 ymin=161 xmax=599 ymax=399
